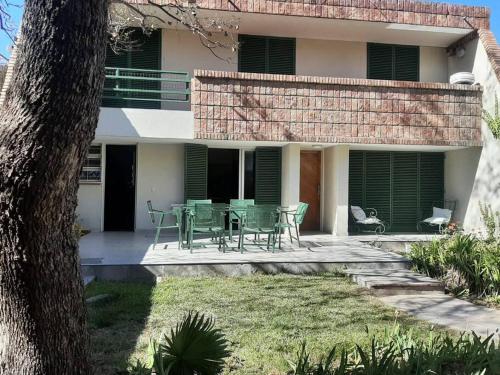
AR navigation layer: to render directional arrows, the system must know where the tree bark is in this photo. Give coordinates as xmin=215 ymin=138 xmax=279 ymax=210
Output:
xmin=0 ymin=1 xmax=108 ymax=374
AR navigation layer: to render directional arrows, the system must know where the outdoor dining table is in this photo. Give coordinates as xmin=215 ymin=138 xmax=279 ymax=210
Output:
xmin=170 ymin=203 xmax=296 ymax=250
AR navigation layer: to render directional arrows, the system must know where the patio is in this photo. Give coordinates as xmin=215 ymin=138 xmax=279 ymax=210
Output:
xmin=78 ymin=231 xmax=437 ymax=280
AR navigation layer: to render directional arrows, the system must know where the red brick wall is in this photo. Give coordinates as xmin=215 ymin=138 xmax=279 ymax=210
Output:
xmin=479 ymin=29 xmax=500 ymax=82
xmin=126 ymin=0 xmax=490 ymax=30
xmin=192 ymin=70 xmax=483 ymax=146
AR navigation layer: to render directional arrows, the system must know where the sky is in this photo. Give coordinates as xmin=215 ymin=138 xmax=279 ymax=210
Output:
xmin=0 ymin=0 xmax=498 ymax=61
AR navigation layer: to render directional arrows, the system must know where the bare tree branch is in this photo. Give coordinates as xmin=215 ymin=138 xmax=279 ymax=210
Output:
xmin=0 ymin=0 xmax=22 ymax=62
xmin=108 ymin=0 xmax=239 ymax=61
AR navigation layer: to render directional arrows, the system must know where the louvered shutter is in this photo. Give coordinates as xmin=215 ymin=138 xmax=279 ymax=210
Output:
xmin=255 ymin=147 xmax=282 ymax=205
xmin=184 ymin=144 xmax=208 ymax=201
xmin=392 ymin=152 xmax=419 ymax=232
xmin=102 ymin=28 xmax=161 ymax=109
xmin=348 ymin=151 xmax=364 ymax=232
xmin=348 ymin=151 xmax=364 ymax=208
xmin=238 ymin=35 xmax=267 ymax=73
xmin=419 ymin=153 xmax=444 ymax=220
xmin=368 ymin=43 xmax=419 ymax=82
xmin=367 ymin=43 xmax=394 ymax=80
xmin=394 ymin=45 xmax=420 ymax=82
xmin=268 ymin=37 xmax=295 ymax=75
xmin=365 ymin=152 xmax=392 ymax=225
xmin=129 ymin=29 xmax=161 ymax=109
xmin=102 ymin=45 xmax=129 ymax=108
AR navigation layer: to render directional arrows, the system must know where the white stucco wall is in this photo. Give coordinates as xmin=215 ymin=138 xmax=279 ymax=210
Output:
xmin=76 ymin=184 xmax=103 ymax=231
xmin=445 ymin=37 xmax=500 ymax=233
xmin=162 ymin=29 xmax=237 ymax=75
xmin=322 ymin=145 xmax=349 ymax=235
xmin=296 ymin=39 xmax=367 ymax=78
xmin=135 ymin=143 xmax=185 ymax=230
xmin=96 ymin=108 xmax=194 ymax=142
xmin=420 ymin=46 xmax=449 ymax=83
xmin=281 ymin=144 xmax=301 ymax=207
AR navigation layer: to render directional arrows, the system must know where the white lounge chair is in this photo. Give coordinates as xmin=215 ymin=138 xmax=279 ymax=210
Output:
xmin=417 ymin=203 xmax=455 ymax=233
xmin=350 ymin=206 xmax=386 ymax=234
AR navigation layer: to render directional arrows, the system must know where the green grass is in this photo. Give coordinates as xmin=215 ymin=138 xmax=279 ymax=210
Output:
xmin=86 ymin=274 xmax=453 ymax=374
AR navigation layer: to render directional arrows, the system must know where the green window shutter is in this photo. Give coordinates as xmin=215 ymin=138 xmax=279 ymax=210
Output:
xmin=129 ymin=29 xmax=161 ymax=109
xmin=367 ymin=43 xmax=394 ymax=80
xmin=239 ymin=35 xmax=295 ymax=75
xmin=238 ymin=35 xmax=267 ymax=73
xmin=103 ymin=28 xmax=161 ymax=109
xmin=348 ymin=151 xmax=364 ymax=207
xmin=394 ymin=45 xmax=419 ymax=82
xmin=419 ymin=153 xmax=444 ymax=220
xmin=367 ymin=43 xmax=419 ymax=82
xmin=268 ymin=37 xmax=295 ymax=75
xmin=255 ymin=147 xmax=282 ymax=205
xmin=102 ymin=45 xmax=129 ymax=108
xmin=184 ymin=144 xmax=208 ymax=201
xmin=349 ymin=151 xmax=444 ymax=233
xmin=392 ymin=152 xmax=419 ymax=232
xmin=365 ymin=152 xmax=391 ymax=225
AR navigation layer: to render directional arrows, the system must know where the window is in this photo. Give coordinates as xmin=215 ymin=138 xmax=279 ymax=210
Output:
xmin=367 ymin=43 xmax=420 ymax=82
xmin=80 ymin=145 xmax=102 ymax=183
xmin=238 ymin=35 xmax=296 ymax=75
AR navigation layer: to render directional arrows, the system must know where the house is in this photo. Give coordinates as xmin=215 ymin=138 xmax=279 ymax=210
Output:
xmin=76 ymin=0 xmax=500 ymax=236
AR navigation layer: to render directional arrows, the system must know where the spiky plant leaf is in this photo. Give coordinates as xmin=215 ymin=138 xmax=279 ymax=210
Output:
xmin=153 ymin=311 xmax=231 ymax=375
xmin=482 ymin=95 xmax=500 ymax=139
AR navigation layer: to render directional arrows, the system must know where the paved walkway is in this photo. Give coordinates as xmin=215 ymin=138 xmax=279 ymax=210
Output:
xmin=381 ymin=293 xmax=500 ymax=339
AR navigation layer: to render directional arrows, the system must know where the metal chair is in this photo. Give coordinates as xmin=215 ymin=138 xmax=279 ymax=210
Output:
xmin=146 ymin=200 xmax=183 ymax=250
xmin=279 ymin=202 xmax=309 ymax=247
xmin=185 ymin=199 xmax=212 ymax=241
xmin=417 ymin=200 xmax=457 ymax=233
xmin=187 ymin=203 xmax=226 ymax=253
xmin=229 ymin=199 xmax=255 ymax=241
xmin=349 ymin=206 xmax=386 ymax=234
xmin=239 ymin=205 xmax=279 ymax=253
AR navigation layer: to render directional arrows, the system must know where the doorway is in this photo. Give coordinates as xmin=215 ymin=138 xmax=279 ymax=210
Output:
xmin=104 ymin=145 xmax=136 ymax=231
xmin=300 ymin=150 xmax=321 ymax=231
xmin=207 ymin=148 xmax=240 ymax=203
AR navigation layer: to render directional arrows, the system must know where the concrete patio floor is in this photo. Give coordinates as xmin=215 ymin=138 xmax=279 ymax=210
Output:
xmin=79 ymin=230 xmax=412 ymax=267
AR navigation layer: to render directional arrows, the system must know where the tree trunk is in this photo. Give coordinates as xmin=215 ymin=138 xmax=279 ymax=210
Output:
xmin=0 ymin=1 xmax=108 ymax=374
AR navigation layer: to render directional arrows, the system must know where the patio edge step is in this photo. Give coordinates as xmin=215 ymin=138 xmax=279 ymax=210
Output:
xmin=345 ymin=269 xmax=444 ymax=296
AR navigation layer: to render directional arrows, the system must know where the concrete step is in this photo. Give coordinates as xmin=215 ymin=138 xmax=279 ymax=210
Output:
xmin=345 ymin=269 xmax=444 ymax=295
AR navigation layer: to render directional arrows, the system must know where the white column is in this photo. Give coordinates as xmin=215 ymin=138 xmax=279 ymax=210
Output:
xmin=281 ymin=144 xmax=301 ymax=207
xmin=323 ymin=145 xmax=349 ymax=236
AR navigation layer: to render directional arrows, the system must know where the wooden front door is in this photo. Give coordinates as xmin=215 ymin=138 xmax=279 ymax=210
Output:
xmin=300 ymin=151 xmax=321 ymax=231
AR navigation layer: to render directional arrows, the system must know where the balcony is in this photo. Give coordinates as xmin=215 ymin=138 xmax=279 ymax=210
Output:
xmin=191 ymin=70 xmax=483 ymax=147
xmin=102 ymin=67 xmax=190 ymax=109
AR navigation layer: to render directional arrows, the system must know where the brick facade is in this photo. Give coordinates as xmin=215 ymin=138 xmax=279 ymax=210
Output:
xmin=127 ymin=0 xmax=490 ymax=30
xmin=192 ymin=70 xmax=483 ymax=146
xmin=479 ymin=29 xmax=500 ymax=82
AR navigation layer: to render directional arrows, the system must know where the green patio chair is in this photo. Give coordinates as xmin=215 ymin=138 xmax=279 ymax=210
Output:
xmin=239 ymin=205 xmax=279 ymax=253
xmin=147 ymin=200 xmax=183 ymax=250
xmin=187 ymin=203 xmax=226 ymax=253
xmin=278 ymin=202 xmax=309 ymax=247
xmin=229 ymin=199 xmax=255 ymax=241
xmin=185 ymin=199 xmax=212 ymax=240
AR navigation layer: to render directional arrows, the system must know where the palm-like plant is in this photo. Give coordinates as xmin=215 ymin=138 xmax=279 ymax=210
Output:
xmin=482 ymin=95 xmax=500 ymax=139
xmin=153 ymin=311 xmax=231 ymax=375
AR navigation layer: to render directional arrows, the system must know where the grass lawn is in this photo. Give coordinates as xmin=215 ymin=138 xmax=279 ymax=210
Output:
xmin=86 ymin=273 xmax=452 ymax=374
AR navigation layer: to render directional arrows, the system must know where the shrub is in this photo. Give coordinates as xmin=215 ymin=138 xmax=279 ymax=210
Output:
xmin=127 ymin=311 xmax=231 ymax=375
xmin=482 ymin=95 xmax=500 ymax=139
xmin=409 ymin=233 xmax=500 ymax=299
xmin=287 ymin=325 xmax=500 ymax=375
